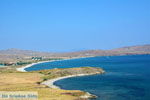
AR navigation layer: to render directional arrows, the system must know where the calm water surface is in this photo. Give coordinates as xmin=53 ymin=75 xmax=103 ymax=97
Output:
xmin=26 ymin=55 xmax=150 ymax=100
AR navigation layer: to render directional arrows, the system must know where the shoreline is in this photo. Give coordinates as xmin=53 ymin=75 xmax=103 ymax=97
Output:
xmin=41 ymin=72 xmax=103 ymax=89
xmin=41 ymin=73 xmax=101 ymax=99
xmin=16 ymin=56 xmax=89 ymax=72
xmin=16 ymin=60 xmax=57 ymax=72
xmin=16 ymin=57 xmax=101 ymax=99
xmin=16 ymin=56 xmax=104 ymax=90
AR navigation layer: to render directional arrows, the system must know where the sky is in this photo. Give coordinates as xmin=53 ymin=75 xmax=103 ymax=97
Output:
xmin=0 ymin=0 xmax=150 ymax=52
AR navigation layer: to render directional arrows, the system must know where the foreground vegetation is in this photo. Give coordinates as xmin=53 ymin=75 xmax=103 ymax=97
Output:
xmin=0 ymin=66 xmax=104 ymax=100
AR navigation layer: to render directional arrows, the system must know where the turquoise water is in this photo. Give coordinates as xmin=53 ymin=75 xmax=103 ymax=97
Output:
xmin=0 ymin=65 xmax=5 ymax=67
xmin=26 ymin=55 xmax=150 ymax=100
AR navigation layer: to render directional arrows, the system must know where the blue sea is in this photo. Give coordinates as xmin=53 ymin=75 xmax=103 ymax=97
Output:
xmin=25 ymin=55 xmax=150 ymax=100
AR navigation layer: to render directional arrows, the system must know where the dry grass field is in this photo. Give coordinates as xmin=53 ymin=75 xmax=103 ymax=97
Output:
xmin=0 ymin=72 xmax=85 ymax=100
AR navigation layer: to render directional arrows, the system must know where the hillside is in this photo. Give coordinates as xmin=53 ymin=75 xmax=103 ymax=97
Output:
xmin=112 ymin=44 xmax=150 ymax=52
xmin=0 ymin=44 xmax=150 ymax=63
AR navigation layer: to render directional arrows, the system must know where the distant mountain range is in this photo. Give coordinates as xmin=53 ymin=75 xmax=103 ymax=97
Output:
xmin=0 ymin=44 xmax=150 ymax=62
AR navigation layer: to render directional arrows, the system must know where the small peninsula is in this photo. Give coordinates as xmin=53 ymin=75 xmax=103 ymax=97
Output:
xmin=37 ymin=67 xmax=105 ymax=99
xmin=39 ymin=67 xmax=105 ymax=88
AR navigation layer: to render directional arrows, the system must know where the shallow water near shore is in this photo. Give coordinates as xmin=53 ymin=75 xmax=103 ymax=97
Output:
xmin=0 ymin=65 xmax=5 ymax=67
xmin=26 ymin=55 xmax=150 ymax=100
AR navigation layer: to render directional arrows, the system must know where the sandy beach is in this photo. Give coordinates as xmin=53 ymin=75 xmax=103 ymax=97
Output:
xmin=41 ymin=72 xmax=102 ymax=89
xmin=16 ymin=57 xmax=86 ymax=72
xmin=16 ymin=57 xmax=104 ymax=89
xmin=15 ymin=58 xmax=104 ymax=99
xmin=41 ymin=74 xmax=99 ymax=99
xmin=16 ymin=60 xmax=56 ymax=72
